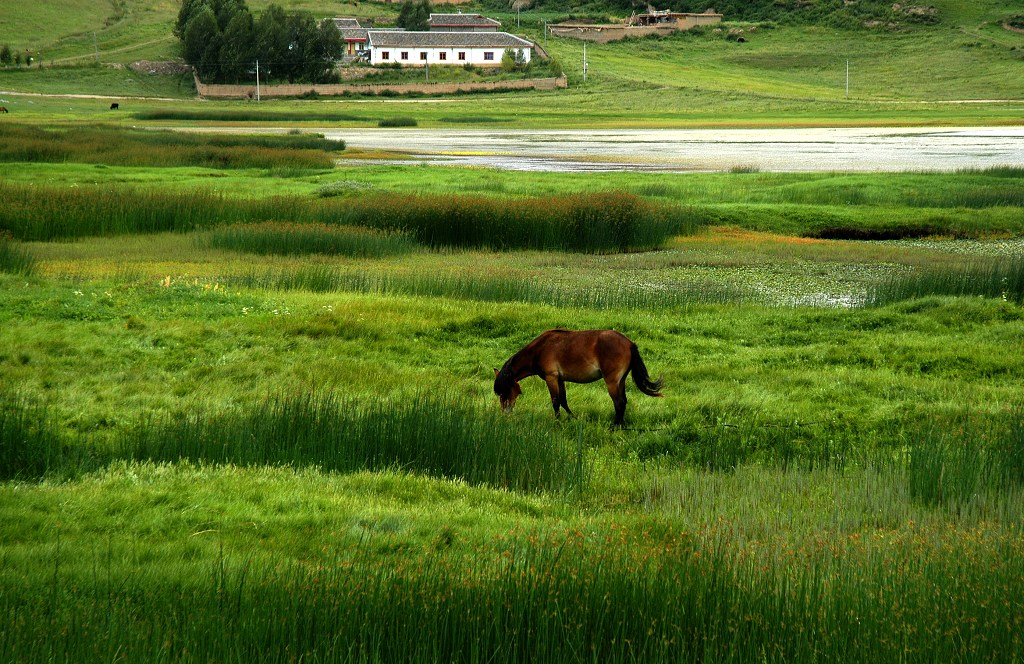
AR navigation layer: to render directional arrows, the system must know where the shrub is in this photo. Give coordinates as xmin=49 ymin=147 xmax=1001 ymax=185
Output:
xmin=378 ymin=116 xmax=418 ymax=127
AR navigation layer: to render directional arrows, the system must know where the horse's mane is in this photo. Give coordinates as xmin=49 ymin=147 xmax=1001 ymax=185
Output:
xmin=493 ymin=359 xmax=517 ymax=396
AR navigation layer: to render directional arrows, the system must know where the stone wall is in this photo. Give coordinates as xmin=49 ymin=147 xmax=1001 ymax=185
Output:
xmin=193 ymin=73 xmax=567 ymax=99
xmin=549 ymin=25 xmax=676 ymax=44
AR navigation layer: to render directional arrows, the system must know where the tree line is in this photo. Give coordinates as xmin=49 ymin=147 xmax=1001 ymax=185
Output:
xmin=176 ymin=0 xmax=341 ymax=83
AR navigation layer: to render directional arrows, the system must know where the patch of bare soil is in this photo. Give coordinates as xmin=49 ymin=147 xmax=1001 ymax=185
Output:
xmin=129 ymin=61 xmax=192 ymax=75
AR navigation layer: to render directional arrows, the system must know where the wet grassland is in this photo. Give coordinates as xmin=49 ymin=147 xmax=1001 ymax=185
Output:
xmin=2 ymin=127 xmax=1024 ymax=661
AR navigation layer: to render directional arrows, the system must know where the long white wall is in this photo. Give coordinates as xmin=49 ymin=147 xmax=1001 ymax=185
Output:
xmin=370 ymin=46 xmax=531 ymax=67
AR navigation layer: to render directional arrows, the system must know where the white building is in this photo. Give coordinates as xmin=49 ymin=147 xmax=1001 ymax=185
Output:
xmin=366 ymin=31 xmax=532 ymax=67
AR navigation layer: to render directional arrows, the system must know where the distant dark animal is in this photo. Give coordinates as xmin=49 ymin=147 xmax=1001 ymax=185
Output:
xmin=109 ymin=102 xmax=119 ymax=110
xmin=0 ymin=107 xmax=8 ymax=113
xmin=494 ymin=329 xmax=663 ymax=426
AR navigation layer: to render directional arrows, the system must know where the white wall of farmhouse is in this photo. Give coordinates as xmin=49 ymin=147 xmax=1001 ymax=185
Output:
xmin=366 ymin=31 xmax=534 ymax=67
xmin=369 ymin=45 xmax=531 ymax=67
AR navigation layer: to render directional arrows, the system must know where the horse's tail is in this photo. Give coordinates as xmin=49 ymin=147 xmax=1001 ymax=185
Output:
xmin=629 ymin=343 xmax=664 ymax=397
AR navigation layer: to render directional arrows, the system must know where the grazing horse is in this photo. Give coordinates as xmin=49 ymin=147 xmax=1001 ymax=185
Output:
xmin=109 ymin=102 xmax=119 ymax=110
xmin=0 ymin=107 xmax=8 ymax=113
xmin=494 ymin=329 xmax=663 ymax=425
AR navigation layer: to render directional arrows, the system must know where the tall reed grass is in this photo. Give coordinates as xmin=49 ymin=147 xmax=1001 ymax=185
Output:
xmin=336 ymin=191 xmax=691 ymax=253
xmin=2 ymin=518 xmax=1020 ymax=662
xmin=120 ymin=393 xmax=585 ymax=494
xmin=133 ymin=109 xmax=370 ymax=122
xmin=908 ymin=408 xmax=1024 ymax=508
xmin=0 ymin=395 xmax=91 ymax=480
xmin=0 ymin=184 xmax=692 ymax=252
xmin=231 ymin=265 xmax=742 ymax=309
xmin=202 ymin=222 xmax=418 ymax=258
xmin=0 ymin=124 xmax=343 ymax=170
xmin=0 ymin=233 xmax=36 ymax=276
xmin=866 ymin=256 xmax=1024 ymax=305
xmin=0 ymin=393 xmax=586 ymax=493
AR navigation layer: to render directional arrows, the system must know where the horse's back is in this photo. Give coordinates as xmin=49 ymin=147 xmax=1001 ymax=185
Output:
xmin=532 ymin=329 xmax=632 ymax=382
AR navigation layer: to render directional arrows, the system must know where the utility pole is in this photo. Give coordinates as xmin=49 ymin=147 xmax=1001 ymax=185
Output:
xmin=256 ymin=59 xmax=261 ymax=101
xmin=93 ymin=32 xmax=99 ymax=64
xmin=583 ymin=41 xmax=587 ymax=82
xmin=845 ymin=59 xmax=849 ymax=98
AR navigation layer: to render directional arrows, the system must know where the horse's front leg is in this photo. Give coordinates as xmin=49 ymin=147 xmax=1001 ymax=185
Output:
xmin=544 ymin=376 xmax=562 ymax=416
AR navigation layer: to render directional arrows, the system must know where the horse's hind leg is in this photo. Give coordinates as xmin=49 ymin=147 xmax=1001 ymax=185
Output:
xmin=557 ymin=376 xmax=573 ymax=416
xmin=606 ymin=375 xmax=628 ymax=426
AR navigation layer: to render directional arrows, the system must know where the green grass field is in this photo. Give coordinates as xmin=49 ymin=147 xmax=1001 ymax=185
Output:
xmin=1 ymin=123 xmax=1023 ymax=660
xmin=2 ymin=1 xmax=1024 ymax=659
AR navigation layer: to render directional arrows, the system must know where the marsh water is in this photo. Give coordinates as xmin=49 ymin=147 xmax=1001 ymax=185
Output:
xmin=323 ymin=126 xmax=1024 ymax=172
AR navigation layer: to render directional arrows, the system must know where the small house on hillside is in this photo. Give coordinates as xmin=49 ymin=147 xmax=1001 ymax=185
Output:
xmin=428 ymin=13 xmax=501 ymax=32
xmin=367 ymin=30 xmax=532 ymax=66
xmin=334 ymin=18 xmax=368 ymax=58
xmin=551 ymin=9 xmax=722 ymax=43
xmin=627 ymin=10 xmax=722 ymax=29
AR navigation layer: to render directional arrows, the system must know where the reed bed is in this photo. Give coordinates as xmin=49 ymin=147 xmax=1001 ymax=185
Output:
xmin=119 ymin=393 xmax=585 ymax=494
xmin=337 ymin=191 xmax=691 ymax=253
xmin=1 ymin=517 xmax=1020 ymax=663
xmin=0 ymin=392 xmax=584 ymax=493
xmin=132 ymin=109 xmax=370 ymax=122
xmin=0 ymin=184 xmax=692 ymax=252
xmin=202 ymin=222 xmax=419 ymax=258
xmin=232 ymin=265 xmax=743 ymax=309
xmin=0 ymin=124 xmax=343 ymax=170
xmin=866 ymin=256 xmax=1024 ymax=305
xmin=0 ymin=233 xmax=36 ymax=277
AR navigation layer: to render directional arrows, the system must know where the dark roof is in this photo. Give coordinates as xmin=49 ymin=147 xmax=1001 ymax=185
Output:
xmin=340 ymin=28 xmax=369 ymax=42
xmin=333 ymin=18 xmax=361 ymax=29
xmin=428 ymin=13 xmax=501 ymax=28
xmin=368 ymin=31 xmax=532 ymax=48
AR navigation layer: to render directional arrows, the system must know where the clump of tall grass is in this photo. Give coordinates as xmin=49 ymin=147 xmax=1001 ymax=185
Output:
xmin=866 ymin=256 xmax=1024 ymax=305
xmin=0 ymin=232 xmax=36 ymax=276
xmin=378 ymin=116 xmax=417 ymax=127
xmin=3 ymin=519 xmax=1021 ymax=662
xmin=339 ymin=191 xmax=693 ymax=253
xmin=231 ymin=265 xmax=742 ymax=309
xmin=0 ymin=124 xmax=343 ymax=170
xmin=1 ymin=185 xmax=694 ymax=252
xmin=120 ymin=393 xmax=585 ymax=494
xmin=908 ymin=407 xmax=1024 ymax=509
xmin=0 ymin=396 xmax=92 ymax=480
xmin=202 ymin=222 xmax=418 ymax=258
xmin=0 ymin=184 xmax=247 ymax=240
xmin=132 ymin=109 xmax=369 ymax=122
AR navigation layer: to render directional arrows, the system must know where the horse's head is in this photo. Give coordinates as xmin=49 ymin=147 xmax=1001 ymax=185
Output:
xmin=493 ymin=368 xmax=522 ymax=412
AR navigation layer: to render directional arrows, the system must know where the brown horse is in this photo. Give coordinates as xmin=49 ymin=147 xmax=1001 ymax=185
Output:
xmin=494 ymin=329 xmax=663 ymax=425
xmin=0 ymin=107 xmax=8 ymax=113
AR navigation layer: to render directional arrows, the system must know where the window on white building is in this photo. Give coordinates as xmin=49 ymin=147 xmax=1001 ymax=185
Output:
xmin=458 ymin=52 xmax=466 ymax=61
xmin=382 ymin=51 xmax=390 ymax=60
xmin=483 ymin=52 xmax=494 ymax=61
xmin=439 ymin=52 xmax=447 ymax=61
xmin=401 ymin=51 xmax=409 ymax=60
xmin=420 ymin=52 xmax=427 ymax=60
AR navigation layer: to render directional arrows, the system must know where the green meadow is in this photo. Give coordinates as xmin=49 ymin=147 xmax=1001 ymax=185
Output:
xmin=2 ymin=0 xmax=1024 ymax=659
xmin=1 ymin=124 xmax=1023 ymax=661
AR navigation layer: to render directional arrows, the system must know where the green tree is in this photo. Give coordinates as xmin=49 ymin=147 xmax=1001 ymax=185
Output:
xmin=219 ymin=10 xmax=255 ymax=81
xmin=254 ymin=4 xmax=289 ymax=81
xmin=182 ymin=6 xmax=223 ymax=79
xmin=397 ymin=0 xmax=430 ymax=31
xmin=0 ymin=45 xmax=12 ymax=66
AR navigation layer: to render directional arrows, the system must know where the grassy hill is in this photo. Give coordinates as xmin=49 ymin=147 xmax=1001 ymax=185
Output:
xmin=0 ymin=0 xmax=1022 ymax=122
